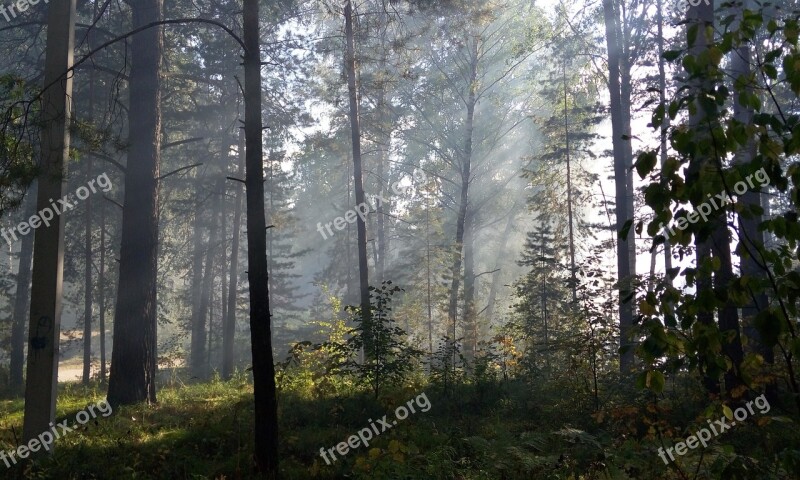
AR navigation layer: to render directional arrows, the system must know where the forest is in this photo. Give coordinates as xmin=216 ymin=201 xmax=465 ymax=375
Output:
xmin=0 ymin=0 xmax=799 ymax=478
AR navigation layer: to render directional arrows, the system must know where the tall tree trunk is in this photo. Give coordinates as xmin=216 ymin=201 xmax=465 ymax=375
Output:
xmin=620 ymin=2 xmax=636 ymax=287
xmin=540 ymin=233 xmax=549 ymax=369
xmin=564 ymin=62 xmax=577 ymax=304
xmin=462 ymin=213 xmax=476 ymax=364
xmin=107 ymin=0 xmax=163 ymax=407
xmin=448 ymin=38 xmax=479 ymax=364
xmin=687 ymin=0 xmax=720 ymax=395
xmin=425 ymin=194 xmax=433 ymax=360
xmin=82 ymin=7 xmax=98 ymax=384
xmin=484 ymin=204 xmax=519 ymax=324
xmin=602 ymin=0 xmax=635 ymax=374
xmin=244 ymin=0 xmax=279 ymax=475
xmin=99 ymin=197 xmax=107 ymax=384
xmin=223 ymin=133 xmax=245 ymax=380
xmin=656 ymin=0 xmax=673 ymax=280
xmin=344 ymin=0 xmax=371 ymax=345
xmin=375 ymin=70 xmax=389 ymax=284
xmin=83 ymin=155 xmax=93 ymax=385
xmin=189 ymin=180 xmax=205 ymax=374
xmin=22 ymin=0 xmax=76 ymax=446
xmin=194 ymin=179 xmax=222 ymax=379
xmin=731 ymin=0 xmax=775 ymax=395
xmin=714 ymin=223 xmax=745 ymax=393
xmin=10 ymin=189 xmax=36 ymax=391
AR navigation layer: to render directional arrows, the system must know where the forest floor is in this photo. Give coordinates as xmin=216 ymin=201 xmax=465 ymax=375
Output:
xmin=0 ymin=373 xmax=795 ymax=479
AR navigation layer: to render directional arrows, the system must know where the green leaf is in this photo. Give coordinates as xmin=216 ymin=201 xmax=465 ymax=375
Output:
xmin=648 ymin=370 xmax=665 ymax=393
xmin=722 ymin=405 xmax=734 ymax=420
xmin=620 ymin=219 xmax=634 ymax=240
xmin=636 ymin=151 xmax=658 ymax=179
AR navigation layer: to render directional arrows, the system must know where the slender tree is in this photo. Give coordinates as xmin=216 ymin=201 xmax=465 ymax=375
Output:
xmin=601 ymin=0 xmax=635 ymax=374
xmin=243 ymin=0 xmax=279 ymax=474
xmin=343 ymin=0 xmax=372 ymax=347
xmin=9 ymin=189 xmax=35 ymax=391
xmin=223 ymin=132 xmax=245 ymax=380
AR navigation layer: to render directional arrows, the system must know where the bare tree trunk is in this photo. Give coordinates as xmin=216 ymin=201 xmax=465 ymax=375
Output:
xmin=10 ymin=189 xmax=36 ymax=391
xmin=426 ymin=194 xmax=433 ymax=360
xmin=99 ymin=197 xmax=107 ymax=384
xmin=194 ymin=179 xmax=222 ymax=379
xmin=448 ymin=38 xmax=479 ymax=365
xmin=244 ymin=0 xmax=279 ymax=474
xmin=602 ymin=0 xmax=635 ymax=374
xmin=189 ymin=181 xmax=205 ymax=372
xmin=564 ymin=62 xmax=577 ymax=304
xmin=656 ymin=0 xmax=673 ymax=279
xmin=223 ymin=133 xmax=245 ymax=380
xmin=22 ymin=0 xmax=76 ymax=446
xmin=731 ymin=1 xmax=775 ymax=399
xmin=714 ymin=224 xmax=744 ymax=393
xmin=483 ymin=204 xmax=518 ymax=323
xmin=82 ymin=7 xmax=99 ymax=384
xmin=462 ymin=213 xmax=476 ymax=364
xmin=83 ymin=154 xmax=93 ymax=385
xmin=107 ymin=0 xmax=162 ymax=407
xmin=344 ymin=0 xmax=371 ymax=345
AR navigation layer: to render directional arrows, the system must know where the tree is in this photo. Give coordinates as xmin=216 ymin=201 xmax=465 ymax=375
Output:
xmin=243 ymin=0 xmax=279 ymax=474
xmin=107 ymin=0 xmax=163 ymax=406
xmin=222 ymin=132 xmax=244 ymax=380
xmin=9 ymin=189 xmax=35 ymax=390
xmin=22 ymin=0 xmax=76 ymax=447
xmin=343 ymin=0 xmax=373 ymax=352
xmin=601 ymin=0 xmax=636 ymax=374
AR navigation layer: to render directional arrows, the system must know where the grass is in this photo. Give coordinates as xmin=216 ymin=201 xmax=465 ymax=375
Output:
xmin=0 ymin=372 xmax=797 ymax=479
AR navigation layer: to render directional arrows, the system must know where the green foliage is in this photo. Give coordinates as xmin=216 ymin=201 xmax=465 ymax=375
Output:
xmin=635 ymin=3 xmax=800 ymax=404
xmin=338 ymin=282 xmax=424 ymax=398
xmin=0 ymin=75 xmax=38 ymax=218
xmin=429 ymin=336 xmax=466 ymax=392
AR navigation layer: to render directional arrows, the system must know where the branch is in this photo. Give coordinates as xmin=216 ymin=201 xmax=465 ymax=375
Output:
xmin=161 ymin=137 xmax=204 ymax=150
xmin=103 ymin=196 xmax=123 ymax=210
xmin=86 ymin=151 xmax=126 ymax=173
xmin=158 ymin=163 xmax=202 ymax=181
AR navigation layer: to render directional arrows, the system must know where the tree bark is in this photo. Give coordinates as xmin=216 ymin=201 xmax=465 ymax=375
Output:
xmin=731 ymin=0 xmax=774 ymax=388
xmin=686 ymin=0 xmax=721 ymax=395
xmin=22 ymin=0 xmax=76 ymax=447
xmin=223 ymin=132 xmax=245 ymax=380
xmin=602 ymin=0 xmax=635 ymax=374
xmin=83 ymin=154 xmax=93 ymax=385
xmin=193 ymin=179 xmax=222 ymax=379
xmin=10 ymin=189 xmax=36 ymax=391
xmin=447 ymin=37 xmax=479 ymax=363
xmin=564 ymin=62 xmax=577 ymax=304
xmin=462 ymin=213 xmax=476 ymax=364
xmin=99 ymin=197 xmax=107 ymax=384
xmin=244 ymin=0 xmax=279 ymax=475
xmin=189 ymin=182 xmax=205 ymax=369
xmin=107 ymin=0 xmax=163 ymax=407
xmin=656 ymin=0 xmax=673 ymax=280
xmin=344 ymin=0 xmax=372 ymax=346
